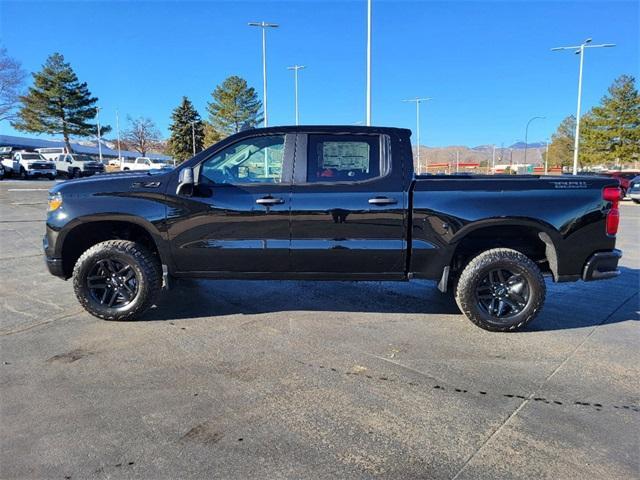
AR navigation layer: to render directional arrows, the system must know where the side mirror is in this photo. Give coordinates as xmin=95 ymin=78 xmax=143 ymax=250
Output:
xmin=176 ymin=167 xmax=194 ymax=196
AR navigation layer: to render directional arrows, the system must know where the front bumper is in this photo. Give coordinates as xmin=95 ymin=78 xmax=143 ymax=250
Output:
xmin=43 ymin=234 xmax=66 ymax=279
xmin=27 ymin=169 xmax=56 ymax=177
xmin=45 ymin=256 xmax=66 ymax=278
xmin=582 ymin=249 xmax=622 ymax=281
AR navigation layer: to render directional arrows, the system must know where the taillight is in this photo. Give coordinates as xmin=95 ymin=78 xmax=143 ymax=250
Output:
xmin=603 ymin=186 xmax=621 ymax=236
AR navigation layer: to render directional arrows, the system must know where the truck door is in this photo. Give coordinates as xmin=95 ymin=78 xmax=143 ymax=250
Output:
xmin=167 ymin=133 xmax=295 ymax=274
xmin=289 ymin=132 xmax=407 ymax=276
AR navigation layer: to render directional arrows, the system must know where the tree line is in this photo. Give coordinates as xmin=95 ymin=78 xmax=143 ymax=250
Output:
xmin=1 ymin=47 xmax=638 ymax=166
xmin=1 ymin=49 xmax=263 ymax=161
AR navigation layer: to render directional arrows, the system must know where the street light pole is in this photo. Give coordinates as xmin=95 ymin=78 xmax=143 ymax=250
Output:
xmin=287 ymin=65 xmax=305 ymax=125
xmin=524 ymin=116 xmax=545 ymax=164
xmin=115 ymin=109 xmax=122 ymax=163
xmin=492 ymin=145 xmax=496 ymax=174
xmin=402 ymin=97 xmax=432 ymax=174
xmin=249 ymin=21 xmax=279 ymax=127
xmin=190 ymin=121 xmax=196 ymax=155
xmin=551 ymin=38 xmax=615 ymax=175
xmin=545 ymin=140 xmax=549 ymax=175
xmin=366 ymin=0 xmax=372 ymax=126
xmin=96 ymin=106 xmax=103 ymax=163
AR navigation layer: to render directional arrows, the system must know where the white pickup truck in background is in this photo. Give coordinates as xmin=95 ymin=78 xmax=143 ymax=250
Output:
xmin=0 ymin=151 xmax=56 ymax=179
xmin=54 ymin=153 xmax=105 ymax=178
xmin=120 ymin=156 xmax=167 ymax=171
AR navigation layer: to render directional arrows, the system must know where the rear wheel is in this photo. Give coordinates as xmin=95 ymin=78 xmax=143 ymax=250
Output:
xmin=73 ymin=240 xmax=161 ymax=321
xmin=19 ymin=167 xmax=26 ymax=179
xmin=455 ymin=248 xmax=545 ymax=332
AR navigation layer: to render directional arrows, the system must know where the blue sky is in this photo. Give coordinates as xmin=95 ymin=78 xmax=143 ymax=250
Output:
xmin=0 ymin=0 xmax=637 ymax=146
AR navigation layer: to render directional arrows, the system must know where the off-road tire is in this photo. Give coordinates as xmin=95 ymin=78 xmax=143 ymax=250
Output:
xmin=73 ymin=240 xmax=161 ymax=321
xmin=455 ymin=248 xmax=545 ymax=332
xmin=19 ymin=167 xmax=26 ymax=179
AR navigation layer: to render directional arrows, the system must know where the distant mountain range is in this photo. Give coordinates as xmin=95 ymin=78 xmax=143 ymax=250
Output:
xmin=416 ymin=143 xmax=547 ymax=168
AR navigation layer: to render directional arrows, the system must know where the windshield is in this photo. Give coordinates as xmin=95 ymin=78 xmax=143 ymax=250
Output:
xmin=22 ymin=153 xmax=45 ymax=160
xmin=75 ymin=155 xmax=95 ymax=162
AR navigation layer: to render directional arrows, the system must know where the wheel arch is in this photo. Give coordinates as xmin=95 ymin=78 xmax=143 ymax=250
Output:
xmin=58 ymin=217 xmax=168 ymax=279
xmin=449 ymin=219 xmax=561 ymax=281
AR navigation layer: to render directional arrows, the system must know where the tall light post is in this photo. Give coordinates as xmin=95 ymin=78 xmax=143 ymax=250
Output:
xmin=190 ymin=121 xmax=197 ymax=155
xmin=544 ymin=140 xmax=550 ymax=175
xmin=402 ymin=97 xmax=432 ymax=173
xmin=248 ymin=21 xmax=279 ymax=127
xmin=551 ymin=38 xmax=615 ymax=175
xmin=524 ymin=116 xmax=545 ymax=164
xmin=96 ymin=106 xmax=103 ymax=163
xmin=115 ymin=109 xmax=122 ymax=163
xmin=366 ymin=0 xmax=372 ymax=126
xmin=287 ymin=65 xmax=305 ymax=125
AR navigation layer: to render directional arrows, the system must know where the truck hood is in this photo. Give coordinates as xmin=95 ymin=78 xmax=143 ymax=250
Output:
xmin=50 ymin=170 xmax=173 ymax=196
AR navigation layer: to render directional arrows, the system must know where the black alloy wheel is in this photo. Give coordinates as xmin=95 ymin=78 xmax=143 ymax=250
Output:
xmin=475 ymin=268 xmax=530 ymax=319
xmin=87 ymin=258 xmax=139 ymax=308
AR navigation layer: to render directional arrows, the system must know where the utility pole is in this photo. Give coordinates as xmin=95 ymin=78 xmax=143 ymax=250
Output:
xmin=366 ymin=0 xmax=372 ymax=126
xmin=96 ymin=106 xmax=103 ymax=163
xmin=551 ymin=38 xmax=615 ymax=175
xmin=402 ymin=97 xmax=432 ymax=174
xmin=248 ymin=21 xmax=279 ymax=127
xmin=456 ymin=150 xmax=459 ymax=173
xmin=287 ymin=65 xmax=306 ymax=125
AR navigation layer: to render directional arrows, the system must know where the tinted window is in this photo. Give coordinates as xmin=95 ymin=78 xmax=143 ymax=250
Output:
xmin=307 ymin=134 xmax=380 ymax=182
xmin=201 ymin=135 xmax=285 ymax=184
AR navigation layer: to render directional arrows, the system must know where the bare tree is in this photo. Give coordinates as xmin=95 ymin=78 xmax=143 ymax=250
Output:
xmin=122 ymin=116 xmax=161 ymax=156
xmin=0 ymin=47 xmax=27 ymax=122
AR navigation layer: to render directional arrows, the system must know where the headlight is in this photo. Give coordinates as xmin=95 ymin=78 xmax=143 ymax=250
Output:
xmin=47 ymin=192 xmax=63 ymax=212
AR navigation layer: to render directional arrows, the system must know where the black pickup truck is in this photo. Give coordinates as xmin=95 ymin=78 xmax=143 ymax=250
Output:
xmin=44 ymin=126 xmax=622 ymax=331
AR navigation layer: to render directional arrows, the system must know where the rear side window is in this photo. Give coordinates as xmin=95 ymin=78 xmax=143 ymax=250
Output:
xmin=306 ymin=134 xmax=380 ymax=183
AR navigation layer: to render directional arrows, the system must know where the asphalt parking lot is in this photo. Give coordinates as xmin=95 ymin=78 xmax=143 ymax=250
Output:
xmin=1 ymin=179 xmax=638 ymax=480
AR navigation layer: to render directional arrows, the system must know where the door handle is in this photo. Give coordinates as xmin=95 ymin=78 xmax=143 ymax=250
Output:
xmin=256 ymin=197 xmax=285 ymax=206
xmin=368 ymin=196 xmax=397 ymax=205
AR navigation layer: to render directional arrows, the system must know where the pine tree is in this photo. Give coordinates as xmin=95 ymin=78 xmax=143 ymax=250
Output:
xmin=207 ymin=76 xmax=262 ymax=135
xmin=168 ymin=97 xmax=205 ymax=162
xmin=581 ymin=75 xmax=640 ymax=166
xmin=12 ymin=53 xmax=106 ymax=151
xmin=544 ymin=115 xmax=576 ymax=169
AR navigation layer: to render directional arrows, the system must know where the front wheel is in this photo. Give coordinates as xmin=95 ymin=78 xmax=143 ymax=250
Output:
xmin=455 ymin=248 xmax=546 ymax=332
xmin=73 ymin=240 xmax=161 ymax=321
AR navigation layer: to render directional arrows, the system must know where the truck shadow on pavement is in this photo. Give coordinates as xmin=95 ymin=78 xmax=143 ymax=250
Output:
xmin=138 ymin=267 xmax=639 ymax=332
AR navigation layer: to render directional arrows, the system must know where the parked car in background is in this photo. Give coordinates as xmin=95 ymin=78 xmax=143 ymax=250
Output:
xmin=1 ymin=151 xmax=56 ymax=179
xmin=599 ymin=171 xmax=640 ymax=197
xmin=628 ymin=176 xmax=640 ymax=204
xmin=54 ymin=154 xmax=105 ymax=178
xmin=108 ymin=158 xmax=121 ymax=167
xmin=36 ymin=147 xmax=72 ymax=162
xmin=120 ymin=156 xmax=167 ymax=171
xmin=0 ymin=162 xmax=5 ymax=179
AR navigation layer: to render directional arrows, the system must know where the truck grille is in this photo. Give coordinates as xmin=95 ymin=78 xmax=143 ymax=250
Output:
xmin=33 ymin=163 xmax=54 ymax=169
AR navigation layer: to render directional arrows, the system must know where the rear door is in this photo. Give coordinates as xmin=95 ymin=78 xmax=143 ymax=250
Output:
xmin=289 ymin=132 xmax=407 ymax=277
xmin=167 ymin=132 xmax=295 ymax=274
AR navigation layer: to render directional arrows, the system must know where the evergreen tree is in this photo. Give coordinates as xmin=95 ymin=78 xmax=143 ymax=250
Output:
xmin=168 ymin=96 xmax=205 ymax=162
xmin=207 ymin=76 xmax=262 ymax=135
xmin=581 ymin=75 xmax=640 ymax=166
xmin=544 ymin=115 xmax=576 ymax=169
xmin=12 ymin=53 xmax=107 ymax=151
